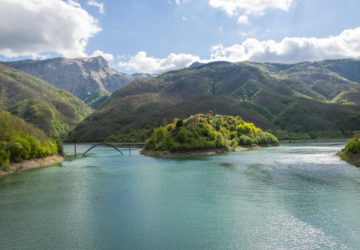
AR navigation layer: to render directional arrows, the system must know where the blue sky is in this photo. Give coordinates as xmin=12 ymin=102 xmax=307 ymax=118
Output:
xmin=1 ymin=0 xmax=360 ymax=73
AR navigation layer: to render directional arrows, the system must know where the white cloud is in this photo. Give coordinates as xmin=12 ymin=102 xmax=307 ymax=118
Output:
xmin=117 ymin=27 xmax=360 ymax=73
xmin=209 ymin=0 xmax=294 ymax=16
xmin=209 ymin=0 xmax=294 ymax=24
xmin=91 ymin=50 xmax=114 ymax=61
xmin=210 ymin=27 xmax=360 ymax=63
xmin=175 ymin=0 xmax=190 ymax=6
xmin=237 ymin=15 xmax=249 ymax=24
xmin=87 ymin=0 xmax=104 ymax=14
xmin=118 ymin=51 xmax=200 ymax=74
xmin=182 ymin=16 xmax=187 ymax=21
xmin=0 ymin=0 xmax=101 ymax=58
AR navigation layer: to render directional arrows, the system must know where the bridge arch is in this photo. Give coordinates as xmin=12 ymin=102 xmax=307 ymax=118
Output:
xmin=82 ymin=143 xmax=124 ymax=157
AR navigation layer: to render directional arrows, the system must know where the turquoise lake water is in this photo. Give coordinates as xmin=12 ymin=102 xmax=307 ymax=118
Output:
xmin=0 ymin=143 xmax=360 ymax=249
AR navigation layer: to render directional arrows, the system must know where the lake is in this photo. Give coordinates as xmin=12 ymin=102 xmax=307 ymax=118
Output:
xmin=0 ymin=142 xmax=359 ymax=249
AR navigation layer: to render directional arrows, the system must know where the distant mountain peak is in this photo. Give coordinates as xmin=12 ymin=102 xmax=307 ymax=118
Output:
xmin=189 ymin=62 xmax=204 ymax=68
xmin=80 ymin=56 xmax=108 ymax=68
xmin=1 ymin=56 xmax=154 ymax=107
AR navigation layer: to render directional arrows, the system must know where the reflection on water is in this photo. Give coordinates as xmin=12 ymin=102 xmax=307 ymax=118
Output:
xmin=219 ymin=162 xmax=232 ymax=168
xmin=0 ymin=142 xmax=359 ymax=249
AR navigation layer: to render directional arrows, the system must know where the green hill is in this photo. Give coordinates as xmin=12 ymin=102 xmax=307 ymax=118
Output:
xmin=142 ymin=114 xmax=278 ymax=156
xmin=0 ymin=64 xmax=92 ymax=137
xmin=248 ymin=60 xmax=360 ymax=104
xmin=0 ymin=111 xmax=60 ymax=170
xmin=68 ymin=60 xmax=360 ymax=142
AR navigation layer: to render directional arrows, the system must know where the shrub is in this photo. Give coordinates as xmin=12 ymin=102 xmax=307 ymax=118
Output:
xmin=239 ymin=135 xmax=252 ymax=145
xmin=0 ymin=142 xmax=10 ymax=170
xmin=345 ymin=135 xmax=360 ymax=154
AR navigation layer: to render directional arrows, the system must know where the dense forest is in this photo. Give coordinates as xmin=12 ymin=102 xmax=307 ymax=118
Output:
xmin=0 ymin=111 xmax=61 ymax=170
xmin=143 ymin=114 xmax=278 ymax=153
xmin=68 ymin=59 xmax=360 ymax=143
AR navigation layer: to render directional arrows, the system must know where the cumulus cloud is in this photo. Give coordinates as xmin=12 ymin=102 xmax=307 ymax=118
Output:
xmin=118 ymin=51 xmax=200 ymax=74
xmin=210 ymin=27 xmax=360 ymax=63
xmin=91 ymin=50 xmax=114 ymax=61
xmin=118 ymin=27 xmax=360 ymax=74
xmin=0 ymin=0 xmax=101 ymax=58
xmin=209 ymin=0 xmax=294 ymax=16
xmin=209 ymin=0 xmax=294 ymax=24
xmin=87 ymin=0 xmax=104 ymax=14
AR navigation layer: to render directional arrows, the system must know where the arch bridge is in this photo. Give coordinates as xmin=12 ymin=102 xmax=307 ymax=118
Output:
xmin=78 ymin=143 xmax=146 ymax=157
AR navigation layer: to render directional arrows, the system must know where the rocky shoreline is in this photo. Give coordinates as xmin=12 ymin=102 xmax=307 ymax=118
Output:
xmin=0 ymin=154 xmax=64 ymax=178
xmin=140 ymin=144 xmax=277 ymax=159
xmin=337 ymin=151 xmax=360 ymax=167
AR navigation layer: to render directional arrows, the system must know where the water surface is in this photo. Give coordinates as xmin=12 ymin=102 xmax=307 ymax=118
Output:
xmin=0 ymin=143 xmax=359 ymax=249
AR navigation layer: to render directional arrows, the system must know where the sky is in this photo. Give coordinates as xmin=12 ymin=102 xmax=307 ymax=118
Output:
xmin=0 ymin=0 xmax=360 ymax=74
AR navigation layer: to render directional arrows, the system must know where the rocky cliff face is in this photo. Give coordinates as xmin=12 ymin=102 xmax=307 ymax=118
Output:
xmin=2 ymin=56 xmax=153 ymax=105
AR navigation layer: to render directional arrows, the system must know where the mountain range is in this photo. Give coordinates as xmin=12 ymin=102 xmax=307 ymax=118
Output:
xmin=2 ymin=56 xmax=153 ymax=108
xmin=67 ymin=59 xmax=360 ymax=142
xmin=1 ymin=56 xmax=360 ymax=143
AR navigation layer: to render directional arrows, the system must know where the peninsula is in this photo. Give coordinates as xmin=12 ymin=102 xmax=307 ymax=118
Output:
xmin=141 ymin=113 xmax=279 ymax=158
xmin=337 ymin=135 xmax=360 ymax=167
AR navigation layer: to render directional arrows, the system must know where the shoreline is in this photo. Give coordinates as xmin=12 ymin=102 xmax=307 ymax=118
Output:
xmin=337 ymin=151 xmax=360 ymax=167
xmin=141 ymin=144 xmax=276 ymax=159
xmin=280 ymin=138 xmax=349 ymax=143
xmin=64 ymin=139 xmax=349 ymax=146
xmin=0 ymin=154 xmax=64 ymax=178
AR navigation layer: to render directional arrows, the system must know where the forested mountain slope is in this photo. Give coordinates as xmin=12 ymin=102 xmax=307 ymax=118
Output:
xmin=0 ymin=64 xmax=92 ymax=137
xmin=68 ymin=60 xmax=360 ymax=142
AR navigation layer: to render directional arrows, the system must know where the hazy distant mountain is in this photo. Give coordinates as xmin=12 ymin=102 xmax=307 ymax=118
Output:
xmin=0 ymin=64 xmax=92 ymax=137
xmin=2 ymin=56 xmax=153 ymax=108
xmin=68 ymin=59 xmax=360 ymax=142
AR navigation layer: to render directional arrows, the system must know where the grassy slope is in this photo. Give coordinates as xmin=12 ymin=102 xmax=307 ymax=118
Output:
xmin=0 ymin=111 xmax=59 ymax=169
xmin=0 ymin=64 xmax=92 ymax=138
xmin=68 ymin=60 xmax=360 ymax=142
xmin=248 ymin=60 xmax=360 ymax=104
